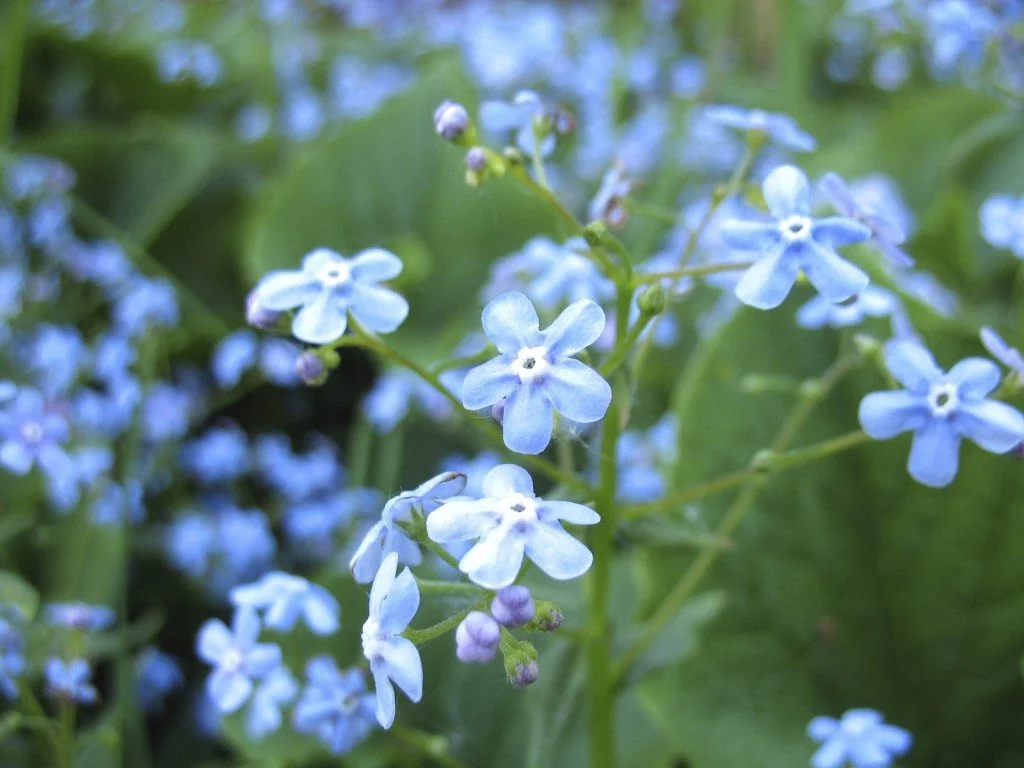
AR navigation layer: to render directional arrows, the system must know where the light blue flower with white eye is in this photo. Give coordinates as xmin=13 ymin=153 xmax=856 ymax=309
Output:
xmin=196 ymin=607 xmax=282 ymax=714
xmin=979 ymin=195 xmax=1024 ymax=258
xmin=819 ymin=173 xmax=915 ymax=269
xmin=925 ymin=0 xmax=998 ymax=79
xmin=230 ymin=571 xmax=340 ymax=636
xmin=254 ymin=247 xmax=409 ymax=345
xmin=721 ymin=165 xmax=872 ymax=310
xmin=479 ymin=90 xmax=553 ymax=157
xmin=0 ymin=389 xmax=73 ymax=480
xmin=528 ymin=238 xmax=616 ymax=310
xmin=293 ymin=656 xmax=377 ymax=754
xmin=859 ymin=342 xmax=1024 ymax=487
xmin=980 ymin=326 xmax=1024 ymax=385
xmin=349 ymin=472 xmax=466 ymax=584
xmin=136 ymin=647 xmax=183 ymax=712
xmin=796 ymin=286 xmax=900 ymax=330
xmin=427 ymin=464 xmax=599 ymax=589
xmin=462 ymin=293 xmax=612 ymax=455
xmin=44 ymin=658 xmax=98 ymax=705
xmin=891 ymin=270 xmax=958 ymax=317
xmin=808 ymin=708 xmax=912 ymax=768
xmin=361 ymin=552 xmax=422 ymax=729
xmin=245 ymin=666 xmax=298 ymax=740
xmin=43 ymin=602 xmax=116 ymax=632
xmin=701 ymin=105 xmax=817 ymax=151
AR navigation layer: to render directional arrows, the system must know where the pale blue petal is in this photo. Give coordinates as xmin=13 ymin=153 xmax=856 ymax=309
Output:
xmin=795 ymin=296 xmax=832 ymax=329
xmin=209 ymin=668 xmax=252 ymax=714
xmin=502 ymin=383 xmax=554 ymax=454
xmin=302 ymin=586 xmax=340 ymax=635
xmin=980 ymin=327 xmax=1024 ymax=372
xmin=196 ymin=619 xmax=232 ymax=663
xmin=479 ymin=100 xmax=534 ymax=132
xmin=292 ymin=291 xmax=347 ymax=344
xmin=301 ymin=248 xmax=339 ymax=274
xmin=524 ymin=522 xmax=593 ymax=580
xmin=348 ymin=283 xmax=408 ymax=334
xmin=482 ymin=292 xmax=539 ymax=355
xmin=482 ymin=464 xmax=534 ymax=497
xmin=953 ymin=400 xmax=1024 ymax=453
xmin=426 ymin=499 xmax=500 ymax=543
xmin=233 ymin=607 xmax=261 ymax=648
xmin=378 ymin=636 xmax=422 ymax=702
xmin=369 ymin=552 xmax=399 ymax=617
xmin=461 ymin=357 xmax=517 ymax=410
xmin=762 ymin=165 xmax=811 ymax=218
xmin=811 ymin=739 xmax=847 ymax=768
xmin=802 ymin=243 xmax=870 ymax=304
xmin=460 ymin=530 xmax=526 ymax=589
xmin=875 ymin=724 xmax=912 ymax=753
xmin=543 ymin=300 xmax=606 ymax=358
xmin=378 ymin=567 xmax=419 ymax=635
xmin=885 ymin=342 xmax=942 ymax=392
xmin=813 ymin=217 xmax=872 ymax=247
xmin=246 ymin=644 xmax=282 ymax=677
xmin=735 ymin=247 xmax=800 ymax=310
xmin=859 ymin=391 xmax=930 ymax=439
xmin=848 ymin=741 xmax=888 ymax=766
xmin=256 ymin=270 xmax=320 ymax=311
xmin=539 ymin=359 xmax=611 ymax=423
xmin=0 ymin=442 xmax=33 ymax=475
xmin=349 ymin=521 xmax=386 ymax=584
xmin=980 ymin=195 xmax=1016 ymax=247
xmin=908 ymin=419 xmax=960 ymax=488
xmin=350 ymin=248 xmax=403 ymax=282
xmin=945 ymin=357 xmax=1001 ymax=399
xmin=818 ymin=173 xmax=856 ymax=217
xmin=537 ymin=499 xmax=600 ymax=525
xmin=807 ymin=716 xmax=840 ymax=741
xmin=370 ymin=659 xmax=396 ymax=728
xmin=719 ymin=220 xmax=781 ymax=252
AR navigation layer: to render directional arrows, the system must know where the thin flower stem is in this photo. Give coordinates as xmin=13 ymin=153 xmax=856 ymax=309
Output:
xmin=429 ymin=348 xmax=495 ymax=375
xmin=530 ymin=124 xmax=552 ymax=191
xmin=600 ymin=314 xmax=653 ymax=378
xmin=413 ymin=579 xmax=487 ymax=598
xmin=763 ymin=430 xmax=870 ymax=472
xmin=0 ymin=0 xmax=28 ymax=146
xmin=417 ymin=534 xmax=462 ymax=571
xmin=623 ymin=467 xmax=757 ymax=519
xmin=403 ymin=601 xmax=486 ymax=645
xmin=632 ymin=260 xmax=753 ymax=285
xmin=346 ymin=417 xmax=374 ymax=489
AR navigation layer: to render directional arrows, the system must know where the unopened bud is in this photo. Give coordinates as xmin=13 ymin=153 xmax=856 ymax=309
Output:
xmin=466 ymin=147 xmax=488 ymax=173
xmin=245 ymin=291 xmax=281 ymax=330
xmin=491 ymin=586 xmax=535 ymax=628
xmin=526 ymin=600 xmax=563 ymax=632
xmin=511 ymin=660 xmax=538 ymax=688
xmin=582 ymin=220 xmax=608 ymax=249
xmin=294 ymin=352 xmax=327 ymax=386
xmin=503 ymin=147 xmax=525 ymax=166
xmin=637 ymin=284 xmax=667 ymax=316
xmin=455 ymin=611 xmax=500 ymax=664
xmin=434 ymin=100 xmax=471 ymax=143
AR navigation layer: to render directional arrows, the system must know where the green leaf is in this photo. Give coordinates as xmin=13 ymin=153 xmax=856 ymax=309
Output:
xmin=639 ymin=302 xmax=1024 ymax=767
xmin=0 ymin=570 xmax=39 ymax=621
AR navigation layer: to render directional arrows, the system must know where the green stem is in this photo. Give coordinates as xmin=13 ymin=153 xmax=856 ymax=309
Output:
xmin=623 ymin=467 xmax=756 ymax=519
xmin=373 ymin=424 xmax=404 ymax=494
xmin=414 ymin=578 xmax=487 ymax=598
xmin=418 ymin=534 xmax=462 ymax=571
xmin=18 ymin=688 xmax=62 ymax=765
xmin=429 ymin=348 xmax=495 ymax=375
xmin=59 ymin=701 xmax=75 ymax=768
xmin=600 ymin=313 xmax=654 ymax=378
xmin=403 ymin=602 xmax=485 ymax=645
xmin=0 ymin=0 xmax=28 ymax=146
xmin=762 ymin=430 xmax=870 ymax=472
xmin=632 ymin=260 xmax=753 ymax=285
xmin=530 ymin=122 xmax=552 ymax=191
xmin=346 ymin=417 xmax=374 ymax=489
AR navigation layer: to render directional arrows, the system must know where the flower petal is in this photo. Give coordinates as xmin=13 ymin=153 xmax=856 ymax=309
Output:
xmin=813 ymin=217 xmax=872 ymax=247
xmin=537 ymin=499 xmax=600 ymax=525
xmin=980 ymin=195 xmax=1016 ymax=247
xmin=292 ymin=291 xmax=347 ymax=344
xmin=945 ymin=357 xmax=1001 ymax=400
xmin=426 ymin=499 xmax=500 ymax=543
xmin=806 ymin=716 xmax=839 ymax=741
xmin=734 ymin=246 xmax=800 ymax=310
xmin=542 ymin=300 xmax=606 ymax=359
xmin=524 ymin=522 xmax=593 ymax=580
xmin=479 ymin=99 xmax=535 ymax=133
xmin=370 ymin=659 xmax=396 ymax=728
xmin=482 ymin=292 xmax=539 ymax=355
xmin=818 ymin=173 xmax=856 ymax=217
xmin=378 ymin=567 xmax=419 ymax=634
xmin=369 ymin=552 xmax=399 ymax=617
xmin=719 ymin=220 xmax=781 ymax=252
xmin=908 ymin=419 xmax=960 ymax=488
xmin=502 ymin=383 xmax=554 ymax=454
xmin=233 ymin=606 xmax=261 ymax=648
xmin=459 ymin=529 xmax=526 ymax=589
xmin=378 ymin=636 xmax=422 ymax=702
xmin=246 ymin=643 xmax=282 ymax=677
xmin=350 ymin=248 xmax=403 ymax=282
xmin=196 ymin=619 xmax=232 ymax=664
xmin=348 ymin=283 xmax=408 ymax=334
xmin=208 ymin=668 xmax=252 ymax=714
xmin=482 ymin=464 xmax=534 ymax=497
xmin=349 ymin=521 xmax=385 ymax=584
xmin=811 ymin=739 xmax=847 ymax=768
xmin=461 ymin=357 xmax=517 ymax=410
xmin=256 ymin=270 xmax=320 ymax=312
xmin=885 ymin=342 xmax=942 ymax=393
xmin=953 ymin=400 xmax=1024 ymax=453
xmin=763 ymin=165 xmax=811 ymax=218
xmin=801 ymin=243 xmax=869 ymax=304
xmin=859 ymin=391 xmax=930 ymax=439
xmin=540 ymin=359 xmax=611 ymax=423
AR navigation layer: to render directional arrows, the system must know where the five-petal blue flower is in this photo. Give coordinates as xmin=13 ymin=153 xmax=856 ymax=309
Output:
xmin=230 ymin=571 xmax=340 ymax=636
xmin=293 ymin=656 xmax=377 ymax=754
xmin=808 ymin=708 xmax=912 ymax=768
xmin=196 ymin=607 xmax=283 ymax=714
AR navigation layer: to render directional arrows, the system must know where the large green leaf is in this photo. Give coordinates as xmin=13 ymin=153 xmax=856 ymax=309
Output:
xmin=636 ymin=300 xmax=1024 ymax=767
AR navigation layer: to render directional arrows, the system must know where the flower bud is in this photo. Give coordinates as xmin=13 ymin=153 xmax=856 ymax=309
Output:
xmin=455 ymin=611 xmax=500 ymax=664
xmin=511 ymin=660 xmax=538 ymax=688
xmin=525 ymin=600 xmax=563 ymax=632
xmin=294 ymin=352 xmax=327 ymax=386
xmin=245 ymin=291 xmax=281 ymax=330
xmin=491 ymin=585 xmax=535 ymax=628
xmin=582 ymin=220 xmax=608 ymax=249
xmin=434 ymin=100 xmax=471 ymax=143
xmin=637 ymin=284 xmax=667 ymax=316
xmin=466 ymin=147 xmax=488 ymax=173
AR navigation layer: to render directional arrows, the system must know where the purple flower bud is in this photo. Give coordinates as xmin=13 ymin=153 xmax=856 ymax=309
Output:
xmin=466 ymin=147 xmax=488 ymax=173
xmin=246 ymin=291 xmax=281 ymax=330
xmin=455 ymin=611 xmax=500 ymax=664
xmin=491 ymin=586 xmax=535 ymax=628
xmin=434 ymin=100 xmax=470 ymax=141
xmin=511 ymin=660 xmax=538 ymax=688
xmin=294 ymin=352 xmax=326 ymax=385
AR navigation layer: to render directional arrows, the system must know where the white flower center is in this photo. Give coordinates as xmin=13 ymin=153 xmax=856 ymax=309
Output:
xmin=220 ymin=647 xmax=245 ymax=673
xmin=19 ymin=420 xmax=43 ymax=445
xmin=747 ymin=110 xmax=769 ymax=129
xmin=361 ymin=617 xmax=387 ymax=660
xmin=317 ymin=260 xmax=352 ymax=288
xmin=503 ymin=493 xmax=539 ymax=532
xmin=928 ymin=382 xmax=959 ymax=418
xmin=779 ymin=215 xmax=812 ymax=243
xmin=843 ymin=717 xmax=870 ymax=737
xmin=511 ymin=346 xmax=551 ymax=382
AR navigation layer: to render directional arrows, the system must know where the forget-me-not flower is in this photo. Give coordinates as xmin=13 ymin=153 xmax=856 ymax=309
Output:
xmin=230 ymin=571 xmax=340 ymax=636
xmin=859 ymin=341 xmax=1024 ymax=487
xmin=43 ymin=602 xmax=116 ymax=632
xmin=0 ymin=389 xmax=72 ymax=478
xmin=196 ymin=607 xmax=283 ymax=714
xmin=254 ymin=247 xmax=409 ymax=344
xmin=462 ymin=292 xmax=611 ymax=454
xmin=479 ymin=90 xmax=553 ymax=156
xmin=246 ymin=666 xmax=298 ymax=739
xmin=796 ymin=285 xmax=899 ymax=330
xmin=808 ymin=708 xmax=912 ymax=768
xmin=136 ymin=647 xmax=183 ymax=712
xmin=293 ymin=656 xmax=377 ymax=754
xmin=349 ymin=471 xmax=466 ymax=584
xmin=701 ymin=105 xmax=816 ymax=151
xmin=44 ymin=658 xmax=98 ymax=704
xmin=979 ymin=194 xmax=1024 ymax=258
xmin=426 ymin=464 xmax=599 ymax=588
xmin=721 ymin=165 xmax=872 ymax=310
xmin=819 ymin=172 xmax=915 ymax=269
xmin=361 ymin=552 xmax=422 ymax=729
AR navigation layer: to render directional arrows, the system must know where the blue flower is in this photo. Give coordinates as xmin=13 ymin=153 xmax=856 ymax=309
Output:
xmin=701 ymin=105 xmax=816 ymax=151
xmin=818 ymin=173 xmax=915 ymax=269
xmin=43 ymin=602 xmax=116 ymax=632
xmin=141 ymin=384 xmax=192 ymax=443
xmin=181 ymin=423 xmax=249 ymax=484
xmin=615 ymin=415 xmax=678 ymax=503
xmin=230 ymin=571 xmax=340 ymax=636
xmin=0 ymin=389 xmax=73 ymax=480
xmin=442 ymin=451 xmax=503 ymax=498
xmin=890 ymin=270 xmax=958 ymax=317
xmin=113 ymin=277 xmax=180 ymax=337
xmin=0 ymin=620 xmax=25 ymax=700
xmin=483 ymin=237 xmax=614 ymax=310
xmin=254 ymin=247 xmax=408 ymax=344
xmin=136 ymin=647 xmax=183 ymax=712
xmin=979 ymin=195 xmax=1024 ymax=258
xmin=796 ymin=286 xmax=900 ymax=330
xmin=196 ymin=607 xmax=283 ymax=714
xmin=808 ymin=708 xmax=912 ymax=768
xmin=44 ymin=658 xmax=98 ymax=705
xmin=255 ymin=433 xmax=344 ymax=501
xmin=284 ymin=488 xmax=381 ymax=560
xmin=361 ymin=552 xmax=422 ymax=729
xmin=479 ymin=90 xmax=553 ymax=156
xmin=859 ymin=342 xmax=1024 ymax=487
xmin=924 ymin=0 xmax=998 ymax=80
xmin=721 ymin=165 xmax=872 ymax=310
xmin=293 ymin=656 xmax=377 ymax=754
xmin=211 ymin=330 xmax=258 ymax=388
xmin=258 ymin=338 xmax=303 ymax=387
xmin=156 ymin=40 xmax=223 ymax=86
xmin=4 ymin=155 xmax=75 ymax=201
xmin=462 ymin=293 xmax=611 ymax=454
xmin=426 ymin=464 xmax=599 ymax=588
xmin=350 ymin=471 xmax=466 ymax=584
xmin=980 ymin=327 xmax=1024 ymax=384
xmin=246 ymin=666 xmax=298 ymax=740
xmin=362 ymin=369 xmax=453 ymax=433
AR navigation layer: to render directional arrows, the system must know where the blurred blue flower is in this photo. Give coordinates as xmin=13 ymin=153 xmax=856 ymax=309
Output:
xmin=702 ymin=105 xmax=816 ymax=151
xmin=181 ymin=423 xmax=249 ymax=484
xmin=796 ymin=285 xmax=900 ymax=330
xmin=4 ymin=155 xmax=75 ymax=201
xmin=230 ymin=571 xmax=340 ymax=636
xmin=670 ymin=55 xmax=706 ymax=98
xmin=157 ymin=40 xmax=223 ymax=86
xmin=442 ymin=451 xmax=502 ymax=498
xmin=721 ymin=165 xmax=872 ymax=310
xmin=293 ymin=656 xmax=377 ymax=754
xmin=141 ymin=383 xmax=191 ymax=442
xmin=819 ymin=172 xmax=915 ymax=269
xmin=114 ymin=277 xmax=180 ymax=337
xmin=255 ymin=433 xmax=343 ymax=501
xmin=283 ymin=488 xmax=381 ymax=560
xmin=890 ymin=270 xmax=958 ymax=317
xmin=361 ymin=552 xmax=421 ymax=729
xmin=924 ymin=0 xmax=998 ymax=80
xmin=136 ymin=647 xmax=184 ymax=712
xmin=280 ymin=84 xmax=325 ymax=142
xmin=615 ymin=414 xmax=678 ymax=503
xmin=236 ymin=104 xmax=272 ymax=143
xmin=258 ymin=338 xmax=303 ymax=387
xmin=362 ymin=369 xmax=453 ymax=433
xmin=0 ymin=389 xmax=73 ymax=483
xmin=0 ymin=620 xmax=25 ymax=700
xmin=808 ymin=708 xmax=912 ymax=768
xmin=196 ymin=607 xmax=282 ymax=714
xmin=255 ymin=247 xmax=408 ymax=344
xmin=166 ymin=513 xmax=218 ymax=579
xmin=427 ymin=464 xmax=599 ymax=588
xmin=463 ymin=293 xmax=611 ymax=454
xmin=27 ymin=325 xmax=87 ymax=395
xmin=44 ymin=658 xmax=98 ymax=704
xmin=480 ymin=90 xmax=553 ymax=157
xmin=979 ymin=194 xmax=1024 ymax=258
xmin=212 ymin=330 xmax=258 ymax=388
xmin=859 ymin=341 xmax=1024 ymax=487
xmin=93 ymin=334 xmax=137 ymax=384
xmin=246 ymin=666 xmax=298 ymax=739
xmin=43 ymin=602 xmax=115 ymax=632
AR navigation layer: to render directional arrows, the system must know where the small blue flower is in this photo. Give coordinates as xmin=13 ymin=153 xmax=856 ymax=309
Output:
xmin=615 ymin=415 xmax=678 ymax=503
xmin=361 ymin=552 xmax=422 ymax=729
xmin=113 ymin=277 xmax=180 ymax=337
xmin=156 ymin=40 xmax=223 ymax=86
xmin=462 ymin=293 xmax=611 ymax=454
xmin=362 ymin=369 xmax=453 ymax=433
xmin=427 ymin=464 xmax=599 ymax=589
xmin=211 ymin=330 xmax=258 ymax=388
xmin=891 ymin=270 xmax=958 ymax=317
xmin=979 ymin=194 xmax=1024 ymax=258
xmin=283 ymin=488 xmax=381 ymax=560
xmin=136 ymin=647 xmax=184 ymax=712
xmin=479 ymin=90 xmax=553 ymax=157
xmin=721 ymin=165 xmax=872 ymax=310
xmin=0 ymin=619 xmax=25 ymax=700
xmin=4 ymin=155 xmax=75 ymax=201
xmin=455 ymin=611 xmax=500 ymax=664
xmin=255 ymin=433 xmax=345 ymax=502
xmin=701 ymin=105 xmax=816 ymax=151
xmin=181 ymin=423 xmax=249 ymax=484
xmin=230 ymin=571 xmax=340 ymax=636
xmin=925 ymin=0 xmax=998 ymax=80
xmin=796 ymin=286 xmax=900 ymax=330
xmin=349 ymin=471 xmax=466 ymax=584
xmin=141 ymin=384 xmax=192 ymax=443
xmin=0 ymin=389 xmax=73 ymax=479
xmin=258 ymin=338 xmax=303 ymax=387
xmin=819 ymin=173 xmax=915 ymax=269
xmin=246 ymin=666 xmax=298 ymax=740
xmin=44 ymin=658 xmax=98 ymax=705
xmin=43 ymin=602 xmax=116 ymax=632
xmin=859 ymin=342 xmax=1024 ymax=487
xmin=196 ymin=607 xmax=283 ymax=714
xmin=483 ymin=237 xmax=614 ymax=310
xmin=293 ymin=656 xmax=377 ymax=754
xmin=808 ymin=708 xmax=912 ymax=768
xmin=254 ymin=247 xmax=408 ymax=344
